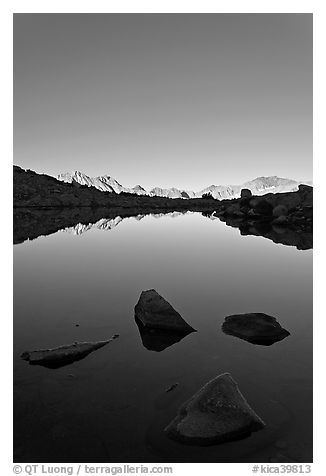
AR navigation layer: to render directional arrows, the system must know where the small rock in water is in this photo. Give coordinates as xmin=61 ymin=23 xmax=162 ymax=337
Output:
xmin=222 ymin=313 xmax=290 ymax=346
xmin=21 ymin=336 xmax=118 ymax=369
xmin=164 ymin=372 xmax=265 ymax=445
xmin=165 ymin=383 xmax=179 ymax=393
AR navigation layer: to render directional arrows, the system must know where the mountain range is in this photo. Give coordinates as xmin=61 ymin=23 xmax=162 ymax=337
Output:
xmin=57 ymin=171 xmax=311 ymax=200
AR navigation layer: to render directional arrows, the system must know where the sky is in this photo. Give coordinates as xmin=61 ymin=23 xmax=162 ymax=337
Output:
xmin=13 ymin=13 xmax=312 ymax=190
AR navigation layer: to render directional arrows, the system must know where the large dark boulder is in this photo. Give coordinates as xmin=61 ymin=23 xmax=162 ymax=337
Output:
xmin=273 ymin=205 xmax=288 ymax=217
xmin=135 ymin=289 xmax=196 ymax=333
xmin=240 ymin=188 xmax=252 ymax=199
xmin=276 ymin=194 xmax=301 ymax=212
xmin=164 ymin=373 xmax=265 ymax=445
xmin=251 ymin=199 xmax=274 ymax=217
xmin=222 ymin=313 xmax=290 ymax=345
xmin=298 ymin=184 xmax=313 ymax=194
xmin=224 ymin=203 xmax=245 ymax=217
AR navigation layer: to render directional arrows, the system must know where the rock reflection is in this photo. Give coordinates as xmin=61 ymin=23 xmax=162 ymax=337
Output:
xmin=13 ymin=208 xmax=189 ymax=245
xmin=14 ymin=206 xmax=312 ymax=250
xmin=210 ymin=214 xmax=312 ymax=250
xmin=135 ymin=318 xmax=194 ymax=352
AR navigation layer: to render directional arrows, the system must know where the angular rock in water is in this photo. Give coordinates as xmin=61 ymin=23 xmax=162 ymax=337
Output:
xmin=134 ymin=289 xmax=196 ymax=333
xmin=21 ymin=335 xmax=119 ymax=368
xmin=164 ymin=372 xmax=265 ymax=445
xmin=222 ymin=313 xmax=290 ymax=345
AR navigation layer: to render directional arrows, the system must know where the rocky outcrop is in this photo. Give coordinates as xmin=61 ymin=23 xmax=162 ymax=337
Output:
xmin=21 ymin=335 xmax=119 ymax=368
xmin=222 ymin=313 xmax=290 ymax=345
xmin=135 ymin=289 xmax=196 ymax=333
xmin=240 ymin=188 xmax=252 ymax=199
xmin=220 ymin=184 xmax=312 ymax=221
xmin=251 ymin=198 xmax=274 ymax=216
xmin=164 ymin=373 xmax=265 ymax=445
xmin=273 ymin=205 xmax=288 ymax=217
xmin=213 ymin=184 xmax=313 ymax=250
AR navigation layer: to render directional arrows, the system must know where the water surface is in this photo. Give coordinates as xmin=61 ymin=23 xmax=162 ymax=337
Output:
xmin=13 ymin=212 xmax=312 ymax=462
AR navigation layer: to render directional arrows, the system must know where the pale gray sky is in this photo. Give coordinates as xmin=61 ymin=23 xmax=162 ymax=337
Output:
xmin=14 ymin=13 xmax=312 ymax=190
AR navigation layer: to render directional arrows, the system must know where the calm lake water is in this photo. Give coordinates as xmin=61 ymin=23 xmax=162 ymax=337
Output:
xmin=13 ymin=212 xmax=312 ymax=463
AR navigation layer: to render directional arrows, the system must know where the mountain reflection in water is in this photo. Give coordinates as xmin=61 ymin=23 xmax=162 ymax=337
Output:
xmin=14 ymin=208 xmax=312 ymax=250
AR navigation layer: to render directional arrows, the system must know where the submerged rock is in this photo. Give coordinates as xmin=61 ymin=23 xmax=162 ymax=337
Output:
xmin=135 ymin=289 xmax=196 ymax=333
xmin=21 ymin=335 xmax=119 ymax=368
xmin=222 ymin=313 xmax=290 ymax=345
xmin=164 ymin=372 xmax=265 ymax=445
xmin=166 ymin=383 xmax=179 ymax=393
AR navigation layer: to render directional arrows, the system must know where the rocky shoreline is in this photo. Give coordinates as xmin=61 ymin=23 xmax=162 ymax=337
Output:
xmin=206 ymin=184 xmax=313 ymax=250
xmin=213 ymin=184 xmax=312 ymax=231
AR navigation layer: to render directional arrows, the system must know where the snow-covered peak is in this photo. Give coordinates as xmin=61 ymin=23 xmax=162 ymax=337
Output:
xmin=57 ymin=170 xmax=311 ymax=200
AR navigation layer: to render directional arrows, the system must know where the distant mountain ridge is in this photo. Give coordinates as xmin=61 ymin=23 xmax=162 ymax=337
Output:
xmin=57 ymin=171 xmax=311 ymax=200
